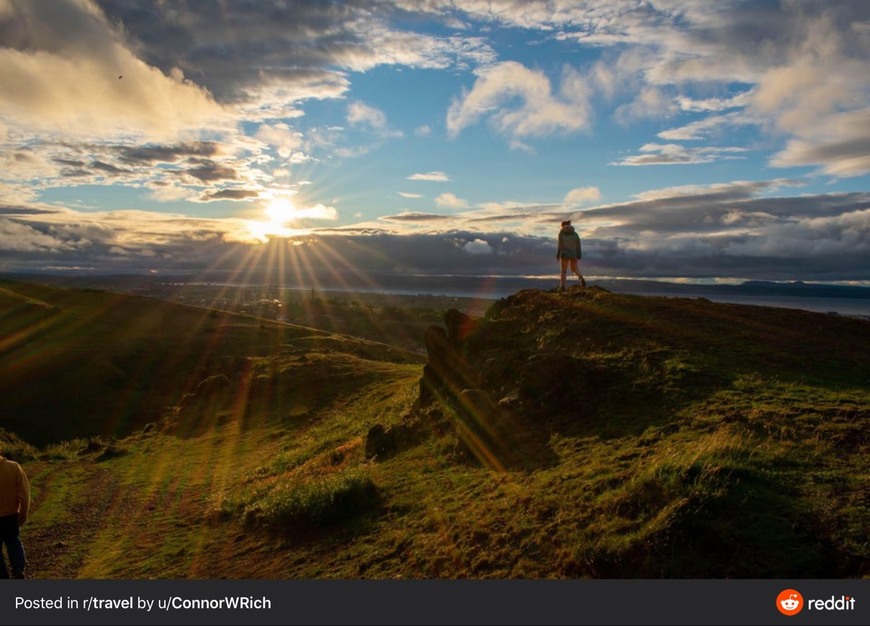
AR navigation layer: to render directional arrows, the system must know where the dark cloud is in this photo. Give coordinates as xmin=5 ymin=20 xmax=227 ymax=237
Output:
xmin=183 ymin=161 xmax=239 ymax=183
xmin=1 ymin=179 xmax=867 ymax=282
xmin=91 ymin=160 xmax=132 ymax=175
xmin=53 ymin=158 xmax=86 ymax=167
xmin=584 ymin=189 xmax=870 ymax=236
xmin=0 ymin=205 xmax=61 ymax=216
xmin=117 ymin=142 xmax=220 ymax=165
xmin=1 ymin=198 xmax=868 ymax=282
xmin=59 ymin=167 xmax=92 ymax=178
xmin=199 ymin=188 xmax=260 ymax=201
xmin=381 ymin=212 xmax=451 ymax=222
xmin=467 ymin=204 xmax=564 ymax=224
xmin=94 ymin=1 xmax=381 ymax=102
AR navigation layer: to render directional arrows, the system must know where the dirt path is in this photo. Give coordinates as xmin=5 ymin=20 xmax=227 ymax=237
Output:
xmin=23 ymin=465 xmax=123 ymax=579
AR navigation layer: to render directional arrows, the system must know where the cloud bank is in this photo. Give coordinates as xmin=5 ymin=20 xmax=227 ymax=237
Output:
xmin=2 ymin=182 xmax=867 ymax=282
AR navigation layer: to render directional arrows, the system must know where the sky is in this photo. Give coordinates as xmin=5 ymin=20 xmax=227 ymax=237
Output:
xmin=1 ymin=0 xmax=869 ymax=286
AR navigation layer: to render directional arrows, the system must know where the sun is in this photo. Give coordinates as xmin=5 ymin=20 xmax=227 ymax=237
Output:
xmin=242 ymin=197 xmax=301 ymax=242
xmin=265 ymin=197 xmax=298 ymax=224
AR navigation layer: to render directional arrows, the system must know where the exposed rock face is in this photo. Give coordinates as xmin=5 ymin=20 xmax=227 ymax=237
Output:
xmin=373 ymin=287 xmax=661 ymax=469
xmin=420 ymin=325 xmax=450 ymax=406
xmin=419 ymin=309 xmax=481 ymax=407
xmin=418 ymin=307 xmax=559 ymax=468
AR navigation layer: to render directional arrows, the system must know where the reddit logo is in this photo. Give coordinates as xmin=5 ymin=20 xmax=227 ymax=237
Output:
xmin=777 ymin=589 xmax=804 ymax=616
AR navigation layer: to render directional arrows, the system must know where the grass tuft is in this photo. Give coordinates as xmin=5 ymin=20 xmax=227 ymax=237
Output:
xmin=216 ymin=467 xmax=379 ymax=529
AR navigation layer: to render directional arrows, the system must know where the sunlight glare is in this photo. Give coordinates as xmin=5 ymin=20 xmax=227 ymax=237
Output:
xmin=244 ymin=197 xmax=302 ymax=242
xmin=266 ymin=197 xmax=298 ymax=224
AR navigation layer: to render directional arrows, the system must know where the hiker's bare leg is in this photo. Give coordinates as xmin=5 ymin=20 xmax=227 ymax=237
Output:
xmin=569 ymin=259 xmax=586 ymax=287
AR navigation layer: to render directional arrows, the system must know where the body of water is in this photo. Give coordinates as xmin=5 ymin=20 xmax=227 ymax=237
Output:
xmin=624 ymin=292 xmax=870 ymax=318
xmin=350 ymin=275 xmax=870 ymax=319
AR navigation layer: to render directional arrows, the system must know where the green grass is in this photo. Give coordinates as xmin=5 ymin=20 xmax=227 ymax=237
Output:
xmin=7 ymin=281 xmax=868 ymax=579
xmin=0 ymin=278 xmax=423 ymax=445
xmin=231 ymin=468 xmax=379 ymax=527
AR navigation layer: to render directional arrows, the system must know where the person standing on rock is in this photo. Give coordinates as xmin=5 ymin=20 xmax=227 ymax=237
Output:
xmin=557 ymin=220 xmax=586 ymax=291
xmin=0 ymin=451 xmax=29 ymax=579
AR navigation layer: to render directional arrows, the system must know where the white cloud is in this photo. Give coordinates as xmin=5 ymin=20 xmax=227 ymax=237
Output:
xmin=233 ymin=74 xmax=349 ymax=122
xmin=435 ymin=192 xmax=469 ymax=210
xmin=563 ymin=186 xmax=601 ymax=205
xmin=348 ymin=101 xmax=388 ymax=129
xmin=0 ymin=149 xmax=60 ymax=181
xmin=463 ymin=238 xmax=493 ymax=255
xmin=254 ymin=124 xmax=304 ymax=158
xmin=769 ymin=109 xmax=870 ymax=178
xmin=347 ymin=100 xmax=403 ymax=140
xmin=614 ymin=143 xmax=747 ymax=166
xmin=677 ymin=92 xmax=754 ymax=113
xmin=0 ymin=218 xmax=73 ymax=252
xmin=294 ymin=203 xmax=339 ymax=221
xmin=414 ymin=125 xmax=432 ymax=137
xmin=0 ymin=1 xmax=226 ymax=140
xmin=407 ymin=171 xmax=450 ymax=182
xmin=615 ymin=86 xmax=676 ymax=124
xmin=630 ymin=179 xmax=800 ymax=203
xmin=334 ymin=145 xmax=372 ymax=159
xmin=447 ymin=61 xmax=592 ymax=142
xmin=398 ymin=192 xmax=423 ymax=199
xmin=658 ymin=112 xmax=754 ymax=141
xmin=146 ymin=182 xmax=197 ymax=203
xmin=750 ymin=13 xmax=867 ymax=134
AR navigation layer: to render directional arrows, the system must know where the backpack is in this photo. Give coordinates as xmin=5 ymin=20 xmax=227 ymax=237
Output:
xmin=559 ymin=228 xmax=581 ymax=259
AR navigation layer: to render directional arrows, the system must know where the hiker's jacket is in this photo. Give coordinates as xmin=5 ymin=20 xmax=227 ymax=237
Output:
xmin=0 ymin=456 xmax=29 ymax=518
xmin=557 ymin=225 xmax=582 ymax=260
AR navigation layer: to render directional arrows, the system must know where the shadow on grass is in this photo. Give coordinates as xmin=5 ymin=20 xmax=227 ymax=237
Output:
xmin=580 ymin=460 xmax=852 ymax=578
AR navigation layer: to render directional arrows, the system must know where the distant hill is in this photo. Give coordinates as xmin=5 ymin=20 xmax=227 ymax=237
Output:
xmin=0 ymin=278 xmax=422 ymax=445
xmin=7 ymin=281 xmax=869 ymax=579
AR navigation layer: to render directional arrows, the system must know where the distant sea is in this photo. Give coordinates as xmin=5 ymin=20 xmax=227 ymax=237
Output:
xmin=339 ymin=275 xmax=870 ymax=319
xmin=617 ymin=291 xmax=870 ymax=318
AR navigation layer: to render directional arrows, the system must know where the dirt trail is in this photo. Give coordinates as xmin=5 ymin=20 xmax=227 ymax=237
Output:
xmin=23 ymin=465 xmax=123 ymax=579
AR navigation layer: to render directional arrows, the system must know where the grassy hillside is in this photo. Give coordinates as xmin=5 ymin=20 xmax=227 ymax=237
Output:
xmin=0 ymin=278 xmax=421 ymax=444
xmin=3 ymin=282 xmax=868 ymax=578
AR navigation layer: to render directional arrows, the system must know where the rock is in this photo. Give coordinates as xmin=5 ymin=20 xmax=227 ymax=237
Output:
xmin=364 ymin=423 xmax=418 ymax=461
xmin=444 ymin=308 xmax=480 ymax=345
xmin=364 ymin=424 xmax=391 ymax=459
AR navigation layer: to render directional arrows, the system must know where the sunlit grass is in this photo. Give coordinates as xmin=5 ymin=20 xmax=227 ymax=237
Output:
xmin=9 ymin=280 xmax=868 ymax=579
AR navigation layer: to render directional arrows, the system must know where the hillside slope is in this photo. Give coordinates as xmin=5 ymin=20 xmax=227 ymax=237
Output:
xmin=0 ymin=278 xmax=421 ymax=444
xmin=7 ymin=284 xmax=869 ymax=579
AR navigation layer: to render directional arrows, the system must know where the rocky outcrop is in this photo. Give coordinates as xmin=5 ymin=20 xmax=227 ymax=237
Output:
xmin=370 ymin=288 xmax=652 ymax=469
xmin=419 ymin=309 xmax=481 ymax=406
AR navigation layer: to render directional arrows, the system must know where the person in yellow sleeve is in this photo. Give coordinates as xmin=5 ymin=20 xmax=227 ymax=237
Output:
xmin=0 ymin=451 xmax=29 ymax=579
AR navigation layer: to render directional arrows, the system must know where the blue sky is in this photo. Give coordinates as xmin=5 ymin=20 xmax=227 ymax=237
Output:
xmin=1 ymin=0 xmax=869 ymax=284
